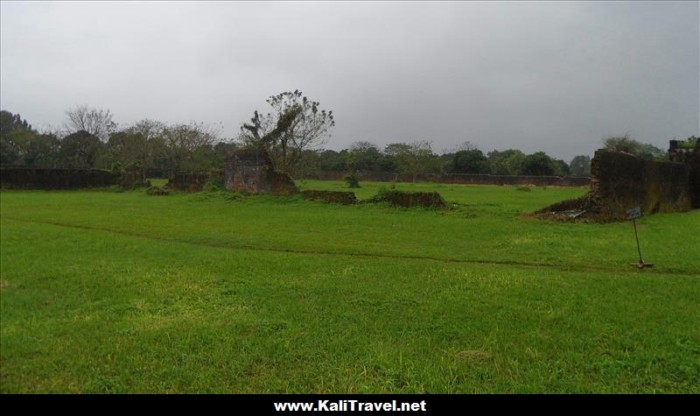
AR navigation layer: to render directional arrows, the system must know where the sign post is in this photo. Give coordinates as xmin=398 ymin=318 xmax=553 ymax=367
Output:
xmin=626 ymin=207 xmax=653 ymax=269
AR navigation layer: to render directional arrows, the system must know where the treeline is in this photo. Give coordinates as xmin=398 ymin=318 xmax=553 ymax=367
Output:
xmin=2 ymin=108 xmax=594 ymax=178
xmin=297 ymin=141 xmax=591 ymax=180
xmin=0 ymin=110 xmax=234 ymax=179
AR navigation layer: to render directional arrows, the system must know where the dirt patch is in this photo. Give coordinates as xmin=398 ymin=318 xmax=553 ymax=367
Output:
xmin=455 ymin=350 xmax=493 ymax=362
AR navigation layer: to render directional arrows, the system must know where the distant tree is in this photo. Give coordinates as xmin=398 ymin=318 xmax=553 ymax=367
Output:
xmin=18 ymin=131 xmax=60 ymax=167
xmin=1 ymin=111 xmax=31 ymax=166
xmin=0 ymin=134 xmax=20 ymax=166
xmin=58 ymin=130 xmax=104 ymax=168
xmin=602 ymin=134 xmax=665 ymax=160
xmin=552 ymin=159 xmax=570 ymax=177
xmin=0 ymin=111 xmax=60 ymax=167
xmin=318 ymin=149 xmax=347 ymax=172
xmin=569 ymin=155 xmax=591 ymax=176
xmin=487 ymin=149 xmax=526 ymax=175
xmin=124 ymin=119 xmax=169 ymax=176
xmin=346 ymin=141 xmax=382 ymax=173
xmin=521 ymin=151 xmax=556 ymax=176
xmin=387 ymin=141 xmax=439 ymax=182
xmin=376 ymin=151 xmax=398 ymax=173
xmin=212 ymin=141 xmax=238 ymax=169
xmin=106 ymin=131 xmax=150 ymax=176
xmin=295 ymin=149 xmax=322 ymax=178
xmin=162 ymin=122 xmax=218 ymax=175
xmin=0 ymin=110 xmax=32 ymax=137
xmin=240 ymin=90 xmax=334 ymax=176
xmin=383 ymin=143 xmax=410 ymax=156
xmin=674 ymin=135 xmax=699 ymax=150
xmin=450 ymin=149 xmax=490 ymax=174
xmin=65 ymin=105 xmax=116 ymax=142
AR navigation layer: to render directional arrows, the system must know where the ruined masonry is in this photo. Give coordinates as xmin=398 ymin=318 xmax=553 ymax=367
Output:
xmin=536 ymin=140 xmax=699 ymax=221
xmin=224 ymin=148 xmax=298 ymax=195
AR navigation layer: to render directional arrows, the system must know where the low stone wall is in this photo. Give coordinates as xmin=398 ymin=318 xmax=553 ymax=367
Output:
xmin=167 ymin=172 xmax=221 ymax=192
xmin=301 ymin=190 xmax=357 ymax=205
xmin=303 ymin=171 xmax=590 ymax=187
xmin=0 ymin=168 xmax=118 ymax=189
xmin=380 ymin=190 xmax=448 ymax=209
xmin=119 ymin=171 xmax=150 ymax=189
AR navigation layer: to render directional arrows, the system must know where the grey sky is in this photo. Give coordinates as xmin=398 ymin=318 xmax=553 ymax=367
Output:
xmin=1 ymin=1 xmax=698 ymax=162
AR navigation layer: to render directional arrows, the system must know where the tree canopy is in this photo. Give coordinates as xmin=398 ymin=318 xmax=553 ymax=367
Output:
xmin=603 ymin=135 xmax=665 ymax=160
xmin=241 ymin=90 xmax=334 ymax=176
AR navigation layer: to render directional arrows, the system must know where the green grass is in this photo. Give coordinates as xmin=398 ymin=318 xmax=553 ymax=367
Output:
xmin=1 ymin=182 xmax=699 ymax=393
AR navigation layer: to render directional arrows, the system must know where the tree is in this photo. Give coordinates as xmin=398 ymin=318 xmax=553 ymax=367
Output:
xmin=569 ymin=155 xmax=591 ymax=176
xmin=58 ymin=130 xmax=104 ymax=168
xmin=521 ymin=151 xmax=556 ymax=176
xmin=318 ymin=149 xmax=347 ymax=172
xmin=296 ymin=149 xmax=322 ymax=178
xmin=602 ymin=135 xmax=665 ymax=160
xmin=161 ymin=122 xmax=218 ymax=175
xmin=240 ymin=90 xmax=334 ymax=176
xmin=387 ymin=141 xmax=439 ymax=182
xmin=487 ymin=149 xmax=526 ymax=175
xmin=450 ymin=149 xmax=490 ymax=174
xmin=552 ymin=159 xmax=570 ymax=177
xmin=1 ymin=111 xmax=32 ymax=166
xmin=65 ymin=105 xmax=116 ymax=142
xmin=16 ymin=131 xmax=59 ymax=167
xmin=0 ymin=111 xmax=60 ymax=167
xmin=213 ymin=141 xmax=239 ymax=169
xmin=0 ymin=110 xmax=32 ymax=137
xmin=124 ymin=119 xmax=169 ymax=176
xmin=106 ymin=131 xmax=150 ymax=175
xmin=346 ymin=141 xmax=382 ymax=173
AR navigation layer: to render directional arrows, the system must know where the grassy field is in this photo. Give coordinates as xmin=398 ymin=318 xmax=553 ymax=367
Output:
xmin=1 ymin=181 xmax=698 ymax=393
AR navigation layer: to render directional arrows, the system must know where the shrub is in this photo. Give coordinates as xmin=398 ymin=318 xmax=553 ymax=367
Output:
xmin=370 ymin=189 xmax=448 ymax=209
xmin=147 ymin=186 xmax=170 ymax=196
xmin=301 ymin=190 xmax=357 ymax=205
xmin=344 ymin=174 xmax=360 ymax=188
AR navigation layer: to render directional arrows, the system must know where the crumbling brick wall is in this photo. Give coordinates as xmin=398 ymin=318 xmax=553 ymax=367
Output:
xmin=0 ymin=168 xmax=118 ymax=189
xmin=301 ymin=190 xmax=357 ymax=205
xmin=669 ymin=140 xmax=700 ymax=209
xmin=168 ymin=172 xmax=222 ymax=192
xmin=225 ymin=149 xmax=298 ymax=195
xmin=589 ymin=150 xmax=690 ymax=219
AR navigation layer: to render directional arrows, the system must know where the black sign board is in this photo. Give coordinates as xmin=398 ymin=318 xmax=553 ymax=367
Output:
xmin=626 ymin=207 xmax=653 ymax=268
xmin=626 ymin=206 xmax=642 ymax=220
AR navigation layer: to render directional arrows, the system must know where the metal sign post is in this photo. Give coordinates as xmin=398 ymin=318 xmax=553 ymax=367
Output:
xmin=626 ymin=207 xmax=653 ymax=269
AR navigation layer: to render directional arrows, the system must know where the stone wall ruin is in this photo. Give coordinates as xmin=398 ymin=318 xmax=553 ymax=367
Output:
xmin=536 ymin=146 xmax=697 ymax=221
xmin=224 ymin=148 xmax=298 ymax=196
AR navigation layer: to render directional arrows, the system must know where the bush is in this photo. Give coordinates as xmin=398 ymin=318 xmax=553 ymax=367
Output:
xmin=344 ymin=174 xmax=360 ymax=188
xmin=147 ymin=186 xmax=170 ymax=196
xmin=203 ymin=173 xmax=225 ymax=192
xmin=370 ymin=189 xmax=448 ymax=209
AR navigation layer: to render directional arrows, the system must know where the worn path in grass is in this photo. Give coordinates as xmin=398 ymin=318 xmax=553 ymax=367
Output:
xmin=4 ymin=215 xmax=698 ymax=277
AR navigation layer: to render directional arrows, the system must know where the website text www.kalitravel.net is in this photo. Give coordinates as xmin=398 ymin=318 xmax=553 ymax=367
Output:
xmin=274 ymin=399 xmax=427 ymax=412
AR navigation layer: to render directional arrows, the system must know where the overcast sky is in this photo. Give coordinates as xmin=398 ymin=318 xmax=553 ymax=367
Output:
xmin=1 ymin=1 xmax=698 ymax=161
